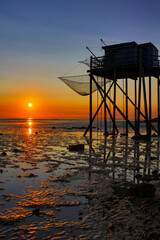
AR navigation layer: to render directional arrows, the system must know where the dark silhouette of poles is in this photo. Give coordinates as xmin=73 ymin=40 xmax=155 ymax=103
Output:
xmin=113 ymin=57 xmax=116 ymax=136
xmin=142 ymin=74 xmax=149 ymax=136
xmin=125 ymin=78 xmax=128 ymax=135
xmin=104 ymin=77 xmax=107 ymax=134
xmin=149 ymin=75 xmax=151 ymax=136
xmin=158 ymin=76 xmax=160 ymax=135
xmin=90 ymin=56 xmax=92 ymax=139
xmin=135 ymin=79 xmax=137 ymax=135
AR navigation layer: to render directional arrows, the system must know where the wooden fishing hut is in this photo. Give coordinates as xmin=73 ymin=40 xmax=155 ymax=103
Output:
xmin=84 ymin=41 xmax=160 ymax=138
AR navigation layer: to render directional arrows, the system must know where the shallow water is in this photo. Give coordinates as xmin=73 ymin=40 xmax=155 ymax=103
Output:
xmin=0 ymin=119 xmax=160 ymax=239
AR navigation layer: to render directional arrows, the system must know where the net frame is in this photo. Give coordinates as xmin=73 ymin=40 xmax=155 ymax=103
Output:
xmin=59 ymin=75 xmax=111 ymax=96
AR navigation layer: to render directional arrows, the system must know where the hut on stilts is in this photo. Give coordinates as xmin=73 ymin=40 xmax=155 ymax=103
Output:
xmin=59 ymin=41 xmax=160 ymax=139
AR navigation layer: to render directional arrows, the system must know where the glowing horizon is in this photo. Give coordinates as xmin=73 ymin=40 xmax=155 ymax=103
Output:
xmin=0 ymin=77 xmax=159 ymax=119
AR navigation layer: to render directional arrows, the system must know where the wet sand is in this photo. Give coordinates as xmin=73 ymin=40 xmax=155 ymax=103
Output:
xmin=0 ymin=123 xmax=160 ymax=239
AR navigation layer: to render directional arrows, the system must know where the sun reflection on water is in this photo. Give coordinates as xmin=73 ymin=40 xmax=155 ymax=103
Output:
xmin=28 ymin=120 xmax=32 ymax=134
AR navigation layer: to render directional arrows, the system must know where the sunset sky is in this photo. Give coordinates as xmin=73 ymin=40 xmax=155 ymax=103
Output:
xmin=1 ymin=0 xmax=160 ymax=119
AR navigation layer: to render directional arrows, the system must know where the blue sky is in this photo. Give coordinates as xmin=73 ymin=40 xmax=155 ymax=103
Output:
xmin=0 ymin=0 xmax=160 ymax=118
xmin=1 ymin=0 xmax=160 ymax=58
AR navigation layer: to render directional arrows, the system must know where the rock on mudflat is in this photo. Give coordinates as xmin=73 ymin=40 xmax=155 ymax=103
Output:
xmin=32 ymin=208 xmax=40 ymax=216
xmin=130 ymin=183 xmax=156 ymax=197
xmin=152 ymin=169 xmax=158 ymax=176
xmin=112 ymin=184 xmax=130 ymax=196
xmin=135 ymin=173 xmax=143 ymax=180
xmin=67 ymin=144 xmax=84 ymax=151
xmin=1 ymin=151 xmax=7 ymax=156
xmin=131 ymin=134 xmax=151 ymax=141
xmin=13 ymin=148 xmax=23 ymax=153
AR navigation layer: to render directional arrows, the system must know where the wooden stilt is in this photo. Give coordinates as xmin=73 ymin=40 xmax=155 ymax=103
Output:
xmin=137 ymin=50 xmax=142 ymax=135
xmin=135 ymin=79 xmax=137 ymax=135
xmin=84 ymin=80 xmax=114 ymax=137
xmin=104 ymin=77 xmax=107 ymax=134
xmin=90 ymin=56 xmax=92 ymax=139
xmin=137 ymin=76 xmax=141 ymax=135
xmin=113 ymin=80 xmax=116 ymax=135
xmin=149 ymin=75 xmax=151 ymax=137
xmin=103 ymin=136 xmax=107 ymax=163
xmin=92 ymin=77 xmax=119 ymax=134
xmin=113 ymin=58 xmax=116 ymax=136
xmin=124 ymin=137 xmax=128 ymax=179
xmin=105 ymin=101 xmax=119 ymax=134
xmin=84 ymin=100 xmax=103 ymax=137
xmin=106 ymin=94 xmax=135 ymax=131
xmin=92 ymin=76 xmax=135 ymax=131
xmin=142 ymin=75 xmax=149 ymax=135
xmin=93 ymin=75 xmax=158 ymax=135
xmin=116 ymin=81 xmax=158 ymax=134
xmin=158 ymin=76 xmax=160 ymax=135
xmin=125 ymin=78 xmax=128 ymax=135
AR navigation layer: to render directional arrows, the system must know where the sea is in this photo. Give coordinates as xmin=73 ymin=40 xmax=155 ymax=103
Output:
xmin=0 ymin=117 xmax=151 ymax=134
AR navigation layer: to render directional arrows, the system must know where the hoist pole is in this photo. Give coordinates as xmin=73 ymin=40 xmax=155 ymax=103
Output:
xmin=90 ymin=56 xmax=93 ymax=139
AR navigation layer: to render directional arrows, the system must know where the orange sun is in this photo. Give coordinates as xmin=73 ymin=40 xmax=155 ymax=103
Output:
xmin=28 ymin=103 xmax=32 ymax=108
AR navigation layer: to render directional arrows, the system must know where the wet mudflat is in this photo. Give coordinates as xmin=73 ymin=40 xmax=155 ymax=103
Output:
xmin=0 ymin=122 xmax=160 ymax=239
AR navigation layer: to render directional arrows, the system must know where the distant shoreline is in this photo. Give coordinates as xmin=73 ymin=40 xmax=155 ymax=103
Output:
xmin=150 ymin=118 xmax=160 ymax=122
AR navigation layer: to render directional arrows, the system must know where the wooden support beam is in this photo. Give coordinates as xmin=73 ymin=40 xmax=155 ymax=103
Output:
xmin=113 ymin=79 xmax=116 ymax=135
xmin=158 ymin=76 xmax=160 ymax=135
xmin=135 ymin=79 xmax=137 ymax=135
xmin=137 ymin=76 xmax=142 ymax=135
xmin=103 ymin=137 xmax=107 ymax=163
xmin=105 ymin=101 xmax=119 ymax=134
xmin=126 ymin=78 xmax=128 ymax=135
xmin=104 ymin=77 xmax=107 ymax=133
xmin=84 ymin=99 xmax=104 ymax=137
xmin=149 ymin=76 xmax=151 ymax=136
xmin=84 ymin=136 xmax=96 ymax=155
xmin=92 ymin=76 xmax=119 ymax=134
xmin=137 ymin=50 xmax=142 ymax=135
xmin=92 ymin=76 xmax=136 ymax=131
xmin=84 ymin=79 xmax=114 ymax=137
xmin=113 ymin=58 xmax=116 ymax=136
xmin=106 ymin=94 xmax=135 ymax=131
xmin=142 ymin=75 xmax=149 ymax=135
xmin=90 ymin=56 xmax=93 ymax=138
xmin=116 ymin=81 xmax=158 ymax=134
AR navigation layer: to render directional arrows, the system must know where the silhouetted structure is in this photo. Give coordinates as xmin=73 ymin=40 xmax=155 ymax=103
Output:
xmin=84 ymin=41 xmax=160 ymax=138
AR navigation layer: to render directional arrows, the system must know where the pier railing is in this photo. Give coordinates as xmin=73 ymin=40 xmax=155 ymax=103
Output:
xmin=92 ymin=53 xmax=160 ymax=70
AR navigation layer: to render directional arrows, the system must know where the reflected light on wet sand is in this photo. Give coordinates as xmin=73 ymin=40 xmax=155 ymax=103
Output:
xmin=29 ymin=128 xmax=32 ymax=134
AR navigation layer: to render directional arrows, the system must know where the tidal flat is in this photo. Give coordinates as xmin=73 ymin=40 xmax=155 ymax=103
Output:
xmin=0 ymin=119 xmax=160 ymax=239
